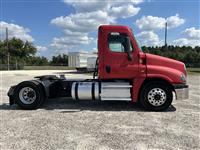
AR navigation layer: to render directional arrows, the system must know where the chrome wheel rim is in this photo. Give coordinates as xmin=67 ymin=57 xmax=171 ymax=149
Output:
xmin=147 ymin=88 xmax=166 ymax=106
xmin=19 ymin=87 xmax=36 ymax=104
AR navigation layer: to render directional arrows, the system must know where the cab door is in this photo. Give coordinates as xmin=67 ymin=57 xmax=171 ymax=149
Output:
xmin=102 ymin=32 xmax=139 ymax=79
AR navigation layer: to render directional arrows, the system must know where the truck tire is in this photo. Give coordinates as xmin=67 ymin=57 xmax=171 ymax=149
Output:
xmin=139 ymin=81 xmax=173 ymax=111
xmin=13 ymin=81 xmax=45 ymax=110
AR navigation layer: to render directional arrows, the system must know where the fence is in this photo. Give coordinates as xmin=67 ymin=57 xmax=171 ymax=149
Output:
xmin=0 ymin=64 xmax=24 ymax=70
xmin=0 ymin=64 xmax=75 ymax=70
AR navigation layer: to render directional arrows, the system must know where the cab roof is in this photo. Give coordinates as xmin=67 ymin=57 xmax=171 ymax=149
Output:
xmin=99 ymin=25 xmax=131 ymax=31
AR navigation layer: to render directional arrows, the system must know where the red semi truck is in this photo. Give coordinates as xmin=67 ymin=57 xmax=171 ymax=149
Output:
xmin=8 ymin=25 xmax=189 ymax=111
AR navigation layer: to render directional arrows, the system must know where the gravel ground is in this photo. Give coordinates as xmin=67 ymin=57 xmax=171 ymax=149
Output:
xmin=0 ymin=70 xmax=199 ymax=150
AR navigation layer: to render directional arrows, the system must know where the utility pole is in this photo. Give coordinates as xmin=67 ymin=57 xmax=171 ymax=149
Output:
xmin=6 ymin=27 xmax=10 ymax=70
xmin=164 ymin=22 xmax=168 ymax=48
xmin=15 ymin=59 xmax=18 ymax=70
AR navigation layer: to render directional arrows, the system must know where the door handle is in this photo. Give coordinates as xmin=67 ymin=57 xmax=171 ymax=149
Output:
xmin=105 ymin=65 xmax=111 ymax=74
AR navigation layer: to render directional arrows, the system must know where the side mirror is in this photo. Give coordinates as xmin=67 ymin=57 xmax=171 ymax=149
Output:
xmin=124 ymin=37 xmax=132 ymax=61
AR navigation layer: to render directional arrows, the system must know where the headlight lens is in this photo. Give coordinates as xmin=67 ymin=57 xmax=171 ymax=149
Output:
xmin=180 ymin=74 xmax=186 ymax=82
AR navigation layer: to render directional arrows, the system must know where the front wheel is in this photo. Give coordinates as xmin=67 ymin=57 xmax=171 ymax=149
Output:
xmin=14 ymin=81 xmax=45 ymax=110
xmin=139 ymin=81 xmax=173 ymax=111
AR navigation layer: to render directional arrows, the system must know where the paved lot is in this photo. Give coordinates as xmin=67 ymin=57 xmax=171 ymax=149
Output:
xmin=0 ymin=70 xmax=199 ymax=150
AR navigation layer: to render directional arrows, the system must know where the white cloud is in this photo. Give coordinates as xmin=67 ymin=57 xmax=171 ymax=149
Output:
xmin=172 ymin=38 xmax=189 ymax=46
xmin=63 ymin=0 xmax=143 ymax=13
xmin=51 ymin=11 xmax=114 ymax=33
xmin=136 ymin=16 xmax=165 ymax=30
xmin=136 ymin=31 xmax=162 ymax=46
xmin=51 ymin=0 xmax=142 ymax=51
xmin=50 ymin=34 xmax=94 ymax=50
xmin=183 ymin=27 xmax=200 ymax=39
xmin=109 ymin=5 xmax=140 ymax=18
xmin=36 ymin=46 xmax=47 ymax=52
xmin=0 ymin=21 xmax=34 ymax=42
xmin=172 ymin=38 xmax=200 ymax=47
xmin=166 ymin=14 xmax=185 ymax=28
xmin=172 ymin=27 xmax=200 ymax=47
xmin=136 ymin=14 xmax=185 ymax=30
xmin=51 ymin=10 xmax=111 ymax=52
xmin=63 ymin=0 xmax=108 ymax=12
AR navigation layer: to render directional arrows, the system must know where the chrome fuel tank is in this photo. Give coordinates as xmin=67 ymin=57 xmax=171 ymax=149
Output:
xmin=71 ymin=81 xmax=131 ymax=101
xmin=71 ymin=82 xmax=99 ymax=100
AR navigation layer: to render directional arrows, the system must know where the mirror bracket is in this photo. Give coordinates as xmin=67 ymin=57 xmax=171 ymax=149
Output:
xmin=125 ymin=37 xmax=132 ymax=61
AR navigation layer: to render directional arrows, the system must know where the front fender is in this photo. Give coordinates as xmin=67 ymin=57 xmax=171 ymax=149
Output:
xmin=147 ymin=65 xmax=182 ymax=84
xmin=7 ymin=80 xmax=47 ymax=105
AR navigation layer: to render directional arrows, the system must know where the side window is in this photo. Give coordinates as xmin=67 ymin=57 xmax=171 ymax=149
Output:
xmin=108 ymin=32 xmax=133 ymax=53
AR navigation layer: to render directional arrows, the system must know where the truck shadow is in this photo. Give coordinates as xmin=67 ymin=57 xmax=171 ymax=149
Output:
xmin=0 ymin=98 xmax=176 ymax=112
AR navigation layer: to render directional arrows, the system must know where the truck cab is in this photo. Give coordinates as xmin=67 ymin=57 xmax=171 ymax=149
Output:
xmin=8 ymin=25 xmax=189 ymax=111
xmin=97 ymin=25 xmax=188 ymax=103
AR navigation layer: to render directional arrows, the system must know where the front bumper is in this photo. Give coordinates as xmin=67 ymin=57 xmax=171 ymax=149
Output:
xmin=173 ymin=84 xmax=189 ymax=100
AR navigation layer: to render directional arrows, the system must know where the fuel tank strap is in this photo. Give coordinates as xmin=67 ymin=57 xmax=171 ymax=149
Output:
xmin=75 ymin=82 xmax=79 ymax=100
xmin=92 ymin=82 xmax=95 ymax=100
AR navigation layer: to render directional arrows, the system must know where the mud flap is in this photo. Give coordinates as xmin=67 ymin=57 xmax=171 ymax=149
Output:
xmin=7 ymin=85 xmax=16 ymax=105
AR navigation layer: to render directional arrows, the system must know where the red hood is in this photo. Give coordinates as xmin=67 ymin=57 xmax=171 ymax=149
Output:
xmin=145 ymin=53 xmax=186 ymax=75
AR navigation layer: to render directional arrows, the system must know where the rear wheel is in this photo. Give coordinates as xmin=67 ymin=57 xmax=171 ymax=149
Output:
xmin=14 ymin=81 xmax=45 ymax=110
xmin=139 ymin=81 xmax=173 ymax=111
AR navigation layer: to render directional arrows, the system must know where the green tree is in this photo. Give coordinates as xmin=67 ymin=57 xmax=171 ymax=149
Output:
xmin=27 ymin=56 xmax=49 ymax=66
xmin=0 ymin=38 xmax=37 ymax=65
xmin=0 ymin=40 xmax=7 ymax=64
xmin=9 ymin=38 xmax=36 ymax=63
xmin=50 ymin=54 xmax=68 ymax=66
xmin=141 ymin=45 xmax=200 ymax=67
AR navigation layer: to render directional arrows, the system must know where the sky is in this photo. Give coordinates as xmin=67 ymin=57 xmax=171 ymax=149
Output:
xmin=0 ymin=0 xmax=200 ymax=58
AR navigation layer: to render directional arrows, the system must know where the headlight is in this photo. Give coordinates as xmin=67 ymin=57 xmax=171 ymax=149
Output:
xmin=180 ymin=74 xmax=186 ymax=83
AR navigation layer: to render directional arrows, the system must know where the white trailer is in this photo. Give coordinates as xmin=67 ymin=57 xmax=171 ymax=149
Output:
xmin=87 ymin=56 xmax=98 ymax=72
xmin=68 ymin=52 xmax=97 ymax=71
